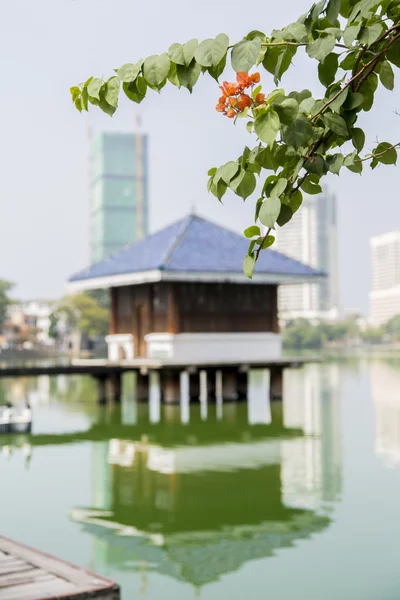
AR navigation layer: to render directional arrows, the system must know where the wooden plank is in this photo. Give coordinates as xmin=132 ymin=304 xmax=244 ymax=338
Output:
xmin=0 ymin=537 xmax=119 ymax=599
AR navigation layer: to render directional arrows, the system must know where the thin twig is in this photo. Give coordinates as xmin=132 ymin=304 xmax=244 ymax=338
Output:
xmin=255 ymin=228 xmax=272 ymax=261
xmin=360 ymin=142 xmax=400 ymax=161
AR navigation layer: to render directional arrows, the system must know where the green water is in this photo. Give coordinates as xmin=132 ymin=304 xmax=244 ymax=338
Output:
xmin=1 ymin=360 xmax=400 ymax=599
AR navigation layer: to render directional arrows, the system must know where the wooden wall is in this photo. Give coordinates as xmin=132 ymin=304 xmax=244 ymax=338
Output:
xmin=110 ymin=281 xmax=279 ymax=356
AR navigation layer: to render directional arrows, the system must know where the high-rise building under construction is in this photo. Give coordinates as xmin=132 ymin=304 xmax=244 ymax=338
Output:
xmin=89 ymin=132 xmax=148 ymax=264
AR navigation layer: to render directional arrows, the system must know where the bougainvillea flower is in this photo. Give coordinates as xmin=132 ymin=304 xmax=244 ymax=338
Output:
xmin=236 ymin=72 xmax=252 ymax=89
xmin=251 ymin=72 xmax=260 ymax=83
xmin=226 ymin=108 xmax=236 ymax=118
xmin=255 ymin=93 xmax=265 ymax=103
xmin=219 ymin=81 xmax=237 ymax=97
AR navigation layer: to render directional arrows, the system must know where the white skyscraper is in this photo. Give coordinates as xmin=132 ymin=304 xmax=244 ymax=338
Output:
xmin=369 ymin=230 xmax=400 ymax=326
xmin=277 ymin=191 xmax=339 ymax=321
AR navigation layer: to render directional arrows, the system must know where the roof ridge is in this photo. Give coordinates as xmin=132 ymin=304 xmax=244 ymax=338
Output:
xmin=160 ymin=215 xmax=195 ymax=269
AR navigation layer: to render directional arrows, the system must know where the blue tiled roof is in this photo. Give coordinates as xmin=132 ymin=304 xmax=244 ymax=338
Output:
xmin=69 ymin=215 xmax=322 ymax=282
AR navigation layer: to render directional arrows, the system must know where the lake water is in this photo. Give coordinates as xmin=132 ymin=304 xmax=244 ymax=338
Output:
xmin=1 ymin=359 xmax=400 ymax=599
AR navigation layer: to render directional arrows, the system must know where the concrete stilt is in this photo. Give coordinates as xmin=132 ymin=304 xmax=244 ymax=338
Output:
xmin=199 ymin=370 xmax=208 ymax=421
xmin=149 ymin=371 xmax=161 ymax=423
xmin=247 ymin=369 xmax=271 ymax=425
xmin=162 ymin=372 xmax=180 ymax=404
xmin=215 ymin=370 xmax=223 ymax=420
xmin=180 ymin=371 xmax=190 ymax=424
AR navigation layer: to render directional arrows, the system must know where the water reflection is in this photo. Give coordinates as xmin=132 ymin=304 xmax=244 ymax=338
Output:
xmin=371 ymin=360 xmax=400 ymax=468
xmin=67 ymin=365 xmax=343 ymax=588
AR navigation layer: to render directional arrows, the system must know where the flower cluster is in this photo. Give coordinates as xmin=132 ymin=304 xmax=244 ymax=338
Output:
xmin=216 ymin=72 xmax=265 ymax=118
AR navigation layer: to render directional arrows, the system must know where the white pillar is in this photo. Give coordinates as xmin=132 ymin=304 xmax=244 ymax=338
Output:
xmin=149 ymin=371 xmax=161 ymax=424
xmin=199 ymin=370 xmax=208 ymax=421
xmin=180 ymin=371 xmax=190 ymax=424
xmin=247 ymin=369 xmax=271 ymax=425
xmin=215 ymin=370 xmax=223 ymax=421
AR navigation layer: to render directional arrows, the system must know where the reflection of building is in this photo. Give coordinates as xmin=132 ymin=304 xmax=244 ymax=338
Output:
xmin=69 ymin=215 xmax=322 ymax=361
xmin=281 ymin=363 xmax=342 ymax=509
xmin=90 ymin=132 xmax=148 ymax=265
xmin=371 ymin=361 xmax=400 ymax=467
xmin=71 ymin=374 xmax=342 ymax=588
xmin=277 ymin=192 xmax=339 ymax=321
xmin=369 ymin=231 xmax=400 ymax=326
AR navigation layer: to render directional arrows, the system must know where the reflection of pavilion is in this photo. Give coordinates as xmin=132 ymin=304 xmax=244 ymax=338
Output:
xmin=371 ymin=361 xmax=400 ymax=467
xmin=71 ymin=365 xmax=342 ymax=587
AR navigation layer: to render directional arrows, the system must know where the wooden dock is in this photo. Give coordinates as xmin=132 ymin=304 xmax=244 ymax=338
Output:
xmin=0 ymin=537 xmax=119 ymax=599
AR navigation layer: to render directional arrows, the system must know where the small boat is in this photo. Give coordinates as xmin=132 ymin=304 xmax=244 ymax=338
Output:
xmin=0 ymin=404 xmax=32 ymax=434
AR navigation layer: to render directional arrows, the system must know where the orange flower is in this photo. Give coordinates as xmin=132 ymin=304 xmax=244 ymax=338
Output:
xmin=219 ymin=95 xmax=226 ymax=104
xmin=255 ymin=93 xmax=265 ymax=103
xmin=227 ymin=97 xmax=238 ymax=107
xmin=251 ymin=72 xmax=260 ymax=83
xmin=237 ymin=94 xmax=253 ymax=111
xmin=215 ymin=103 xmax=226 ymax=113
xmin=226 ymin=108 xmax=236 ymax=118
xmin=236 ymin=72 xmax=252 ymax=89
xmin=219 ymin=81 xmax=237 ymax=97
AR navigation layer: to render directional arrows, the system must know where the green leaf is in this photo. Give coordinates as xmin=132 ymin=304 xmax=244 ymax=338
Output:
xmin=301 ymin=177 xmax=322 ymax=194
xmin=340 ymin=51 xmax=358 ymax=69
xmin=216 ymin=161 xmax=240 ymax=185
xmin=282 ymin=22 xmax=308 ymax=41
xmin=244 ymin=225 xmax=261 ymax=238
xmin=345 ymin=154 xmax=362 ymax=173
xmin=273 ymin=46 xmax=297 ymax=84
xmin=70 ymin=86 xmax=82 ymax=102
xmin=307 ymin=34 xmax=336 ymax=62
xmin=123 ymin=77 xmax=147 ymax=104
xmin=183 ymin=39 xmax=198 ymax=66
xmin=234 ymin=171 xmax=257 ymax=200
xmin=322 ymin=112 xmax=348 ymax=136
xmin=311 ymin=0 xmax=327 ymax=20
xmin=282 ymin=114 xmax=314 ymax=149
xmin=277 ymin=204 xmax=293 ymax=226
xmin=380 ymin=60 xmax=394 ymax=90
xmin=283 ymin=189 xmax=303 ymax=213
xmin=143 ymin=54 xmax=171 ymax=88
xmin=359 ymin=23 xmax=383 ymax=46
xmin=327 ymin=85 xmax=348 ymax=112
xmin=98 ymin=86 xmax=116 ymax=116
xmin=87 ymin=78 xmax=102 ymax=101
xmin=208 ymin=167 xmax=217 ymax=176
xmin=231 ymin=38 xmax=262 ymax=72
xmin=318 ymin=52 xmax=338 ymax=86
xmin=304 ymin=155 xmax=325 ymax=176
xmin=254 ymin=110 xmax=280 ymax=147
xmin=117 ymin=60 xmax=143 ymax=83
xmin=246 ymin=121 xmax=254 ymax=133
xmin=374 ymin=142 xmax=397 ymax=165
xmin=208 ymin=54 xmax=227 ymax=82
xmin=343 ymin=23 xmax=361 ymax=47
xmin=74 ymin=97 xmax=83 ymax=112
xmin=195 ymin=33 xmax=229 ymax=67
xmin=104 ymin=76 xmax=120 ymax=108
xmin=359 ymin=73 xmax=378 ymax=111
xmin=168 ymin=43 xmax=185 ymax=66
xmin=274 ymin=98 xmax=299 ymax=125
xmin=259 ymin=195 xmax=281 ymax=228
xmin=344 ymin=91 xmax=363 ymax=110
xmin=326 ymin=153 xmax=344 ymax=174
xmin=176 ymin=60 xmax=202 ymax=92
xmin=326 ymin=0 xmax=341 ymax=22
xmin=386 ymin=38 xmax=400 ymax=68
xmin=243 ymin=254 xmax=256 ymax=279
xmin=256 ymin=146 xmax=279 ymax=171
xmin=340 ymin=0 xmax=357 ymax=18
xmin=258 ymin=235 xmax=276 ymax=249
xmin=351 ymin=127 xmax=365 ymax=152
xmin=271 ymin=178 xmax=287 ymax=198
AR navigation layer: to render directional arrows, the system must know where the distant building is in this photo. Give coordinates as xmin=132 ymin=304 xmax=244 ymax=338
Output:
xmin=6 ymin=300 xmax=53 ymax=345
xmin=90 ymin=132 xmax=149 ymax=265
xmin=369 ymin=230 xmax=400 ymax=326
xmin=277 ymin=191 xmax=339 ymax=322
